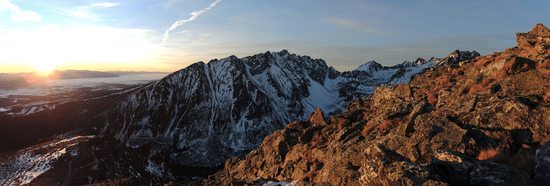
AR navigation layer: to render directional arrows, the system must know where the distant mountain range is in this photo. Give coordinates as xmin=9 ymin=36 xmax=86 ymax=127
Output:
xmin=0 ymin=74 xmax=29 ymax=89
xmin=0 ymin=70 xmax=164 ymax=90
xmin=49 ymin=70 xmax=119 ymax=79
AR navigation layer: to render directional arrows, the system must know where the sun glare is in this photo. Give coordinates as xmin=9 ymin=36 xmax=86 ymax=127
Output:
xmin=34 ymin=63 xmax=56 ymax=77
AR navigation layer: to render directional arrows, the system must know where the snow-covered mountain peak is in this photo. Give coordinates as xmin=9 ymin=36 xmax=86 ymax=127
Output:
xmin=415 ymin=57 xmax=427 ymax=64
xmin=355 ymin=60 xmax=382 ymax=72
xmin=434 ymin=50 xmax=481 ymax=65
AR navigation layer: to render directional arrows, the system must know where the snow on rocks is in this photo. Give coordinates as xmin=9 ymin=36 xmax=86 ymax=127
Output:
xmin=0 ymin=136 xmax=94 ymax=185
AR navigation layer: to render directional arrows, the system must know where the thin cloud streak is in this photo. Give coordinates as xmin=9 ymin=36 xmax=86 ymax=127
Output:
xmin=90 ymin=2 xmax=119 ymax=8
xmin=325 ymin=18 xmax=375 ymax=33
xmin=162 ymin=0 xmax=222 ymax=45
xmin=68 ymin=2 xmax=119 ymax=20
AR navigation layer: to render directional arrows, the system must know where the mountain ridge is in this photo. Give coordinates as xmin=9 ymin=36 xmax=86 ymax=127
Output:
xmin=95 ymin=48 xmax=479 ymax=170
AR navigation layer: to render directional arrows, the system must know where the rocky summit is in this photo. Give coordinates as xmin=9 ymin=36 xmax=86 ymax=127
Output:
xmin=205 ymin=24 xmax=550 ymax=185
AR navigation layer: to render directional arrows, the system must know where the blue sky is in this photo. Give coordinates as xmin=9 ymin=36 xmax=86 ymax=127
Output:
xmin=0 ymin=0 xmax=548 ymax=72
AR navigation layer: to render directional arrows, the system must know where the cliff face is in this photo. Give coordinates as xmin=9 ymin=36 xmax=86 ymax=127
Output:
xmin=206 ymin=24 xmax=550 ymax=185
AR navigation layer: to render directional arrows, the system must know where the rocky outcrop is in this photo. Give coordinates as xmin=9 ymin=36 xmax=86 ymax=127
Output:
xmin=517 ymin=23 xmax=550 ymax=61
xmin=444 ymin=50 xmax=481 ymax=64
xmin=206 ymin=24 xmax=550 ymax=185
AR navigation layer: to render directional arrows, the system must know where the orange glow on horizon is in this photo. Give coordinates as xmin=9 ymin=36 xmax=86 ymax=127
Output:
xmin=0 ymin=61 xmax=176 ymax=74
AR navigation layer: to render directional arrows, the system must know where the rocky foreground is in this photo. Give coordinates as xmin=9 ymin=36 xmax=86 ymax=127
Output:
xmin=205 ymin=24 xmax=550 ymax=185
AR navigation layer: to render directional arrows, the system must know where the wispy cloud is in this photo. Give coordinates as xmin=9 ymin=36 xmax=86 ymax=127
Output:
xmin=0 ymin=0 xmax=42 ymax=22
xmin=67 ymin=2 xmax=119 ymax=20
xmin=162 ymin=0 xmax=222 ymax=45
xmin=91 ymin=2 xmax=119 ymax=8
xmin=163 ymin=0 xmax=183 ymax=8
xmin=325 ymin=18 xmax=375 ymax=33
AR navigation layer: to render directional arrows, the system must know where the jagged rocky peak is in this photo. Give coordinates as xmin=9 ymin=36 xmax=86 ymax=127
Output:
xmin=516 ymin=23 xmax=550 ymax=58
xmin=415 ymin=57 xmax=427 ymax=64
xmin=427 ymin=49 xmax=481 ymax=66
xmin=446 ymin=50 xmax=481 ymax=63
xmin=355 ymin=60 xmax=383 ymax=72
xmin=517 ymin=23 xmax=550 ymax=44
xmin=341 ymin=57 xmax=439 ymax=96
xmin=210 ymin=49 xmax=323 ymax=67
xmin=308 ymin=108 xmax=327 ymax=126
xmin=401 ymin=58 xmax=429 ymax=66
xmin=240 ymin=49 xmax=338 ymax=83
xmin=279 ymin=49 xmax=290 ymax=55
xmin=246 ymin=49 xmax=321 ymax=65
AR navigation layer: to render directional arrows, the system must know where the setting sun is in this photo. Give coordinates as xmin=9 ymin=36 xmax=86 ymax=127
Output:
xmin=0 ymin=26 xmax=159 ymax=73
xmin=34 ymin=63 xmax=56 ymax=77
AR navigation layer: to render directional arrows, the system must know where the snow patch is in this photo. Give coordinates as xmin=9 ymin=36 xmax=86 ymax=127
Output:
xmin=389 ymin=62 xmax=435 ymax=85
xmin=70 ymin=149 xmax=78 ymax=157
xmin=0 ymin=136 xmax=93 ymax=185
xmin=263 ymin=180 xmax=298 ymax=186
xmin=302 ymin=77 xmax=341 ymax=117
xmin=145 ymin=159 xmax=165 ymax=177
xmin=355 ymin=60 xmax=381 ymax=72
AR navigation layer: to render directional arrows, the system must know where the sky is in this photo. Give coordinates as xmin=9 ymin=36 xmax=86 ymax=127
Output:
xmin=0 ymin=0 xmax=548 ymax=73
